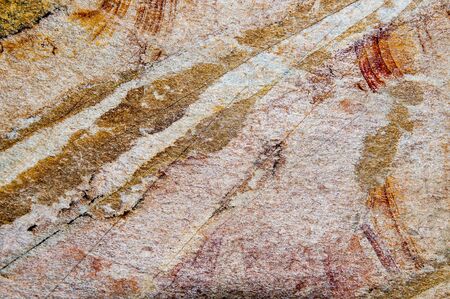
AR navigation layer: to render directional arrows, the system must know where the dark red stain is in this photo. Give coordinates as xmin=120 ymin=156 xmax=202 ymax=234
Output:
xmin=377 ymin=29 xmax=403 ymax=78
xmin=164 ymin=227 xmax=379 ymax=297
xmin=368 ymin=35 xmax=392 ymax=78
xmin=321 ymin=236 xmax=378 ymax=299
xmin=361 ymin=223 xmax=399 ymax=273
xmin=355 ymin=28 xmax=402 ymax=92
xmin=295 ymin=280 xmax=306 ymax=291
xmin=164 ymin=232 xmax=224 ymax=294
xmin=89 ymin=257 xmax=106 ymax=278
xmin=367 ymin=182 xmax=424 ymax=270
xmin=191 ymin=235 xmax=223 ymax=274
xmin=323 ymin=253 xmax=341 ymax=295
xmin=355 ymin=41 xmax=383 ymax=92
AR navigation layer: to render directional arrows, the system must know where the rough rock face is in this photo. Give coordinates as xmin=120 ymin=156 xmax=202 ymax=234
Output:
xmin=0 ymin=0 xmax=448 ymax=298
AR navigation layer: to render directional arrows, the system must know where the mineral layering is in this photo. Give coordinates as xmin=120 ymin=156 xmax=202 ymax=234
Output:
xmin=0 ymin=0 xmax=448 ymax=298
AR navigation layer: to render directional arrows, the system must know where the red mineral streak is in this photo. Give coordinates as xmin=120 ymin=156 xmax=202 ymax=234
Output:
xmin=367 ymin=35 xmax=392 ymax=79
xmin=355 ymin=28 xmax=403 ymax=92
xmin=320 ymin=234 xmax=379 ymax=298
xmin=355 ymin=41 xmax=383 ymax=92
xmin=377 ymin=29 xmax=403 ymax=78
xmin=367 ymin=179 xmax=425 ymax=270
xmin=361 ymin=223 xmax=399 ymax=273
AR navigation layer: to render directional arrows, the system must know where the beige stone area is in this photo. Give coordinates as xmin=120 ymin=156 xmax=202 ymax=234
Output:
xmin=0 ymin=0 xmax=448 ymax=298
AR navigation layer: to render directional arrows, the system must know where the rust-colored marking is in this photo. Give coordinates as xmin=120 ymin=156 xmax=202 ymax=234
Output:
xmin=87 ymin=256 xmax=112 ymax=278
xmin=62 ymin=246 xmax=86 ymax=262
xmin=321 ymin=235 xmax=386 ymax=297
xmin=101 ymin=0 xmax=133 ymax=18
xmin=361 ymin=223 xmax=399 ymax=273
xmin=163 ymin=232 xmax=224 ymax=295
xmin=191 ymin=236 xmax=223 ymax=274
xmin=323 ymin=254 xmax=341 ymax=295
xmin=355 ymin=28 xmax=403 ymax=92
xmin=135 ymin=0 xmax=179 ymax=35
xmin=339 ymin=99 xmax=363 ymax=114
xmin=377 ymin=29 xmax=403 ymax=78
xmin=367 ymin=35 xmax=392 ymax=79
xmin=355 ymin=20 xmax=424 ymax=92
xmin=355 ymin=41 xmax=383 ymax=92
xmin=71 ymin=0 xmax=132 ymax=40
xmin=110 ymin=277 xmax=139 ymax=296
xmin=367 ymin=178 xmax=425 ymax=270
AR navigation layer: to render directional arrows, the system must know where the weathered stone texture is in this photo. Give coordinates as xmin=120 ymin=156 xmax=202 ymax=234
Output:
xmin=0 ymin=0 xmax=448 ymax=298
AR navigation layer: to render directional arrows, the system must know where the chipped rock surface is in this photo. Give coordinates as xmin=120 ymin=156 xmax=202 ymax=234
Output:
xmin=0 ymin=0 xmax=449 ymax=298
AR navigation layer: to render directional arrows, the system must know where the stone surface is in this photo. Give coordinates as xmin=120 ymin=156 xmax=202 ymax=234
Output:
xmin=0 ymin=0 xmax=448 ymax=298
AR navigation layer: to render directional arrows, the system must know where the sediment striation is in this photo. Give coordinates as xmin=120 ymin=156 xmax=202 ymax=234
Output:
xmin=0 ymin=0 xmax=448 ymax=298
